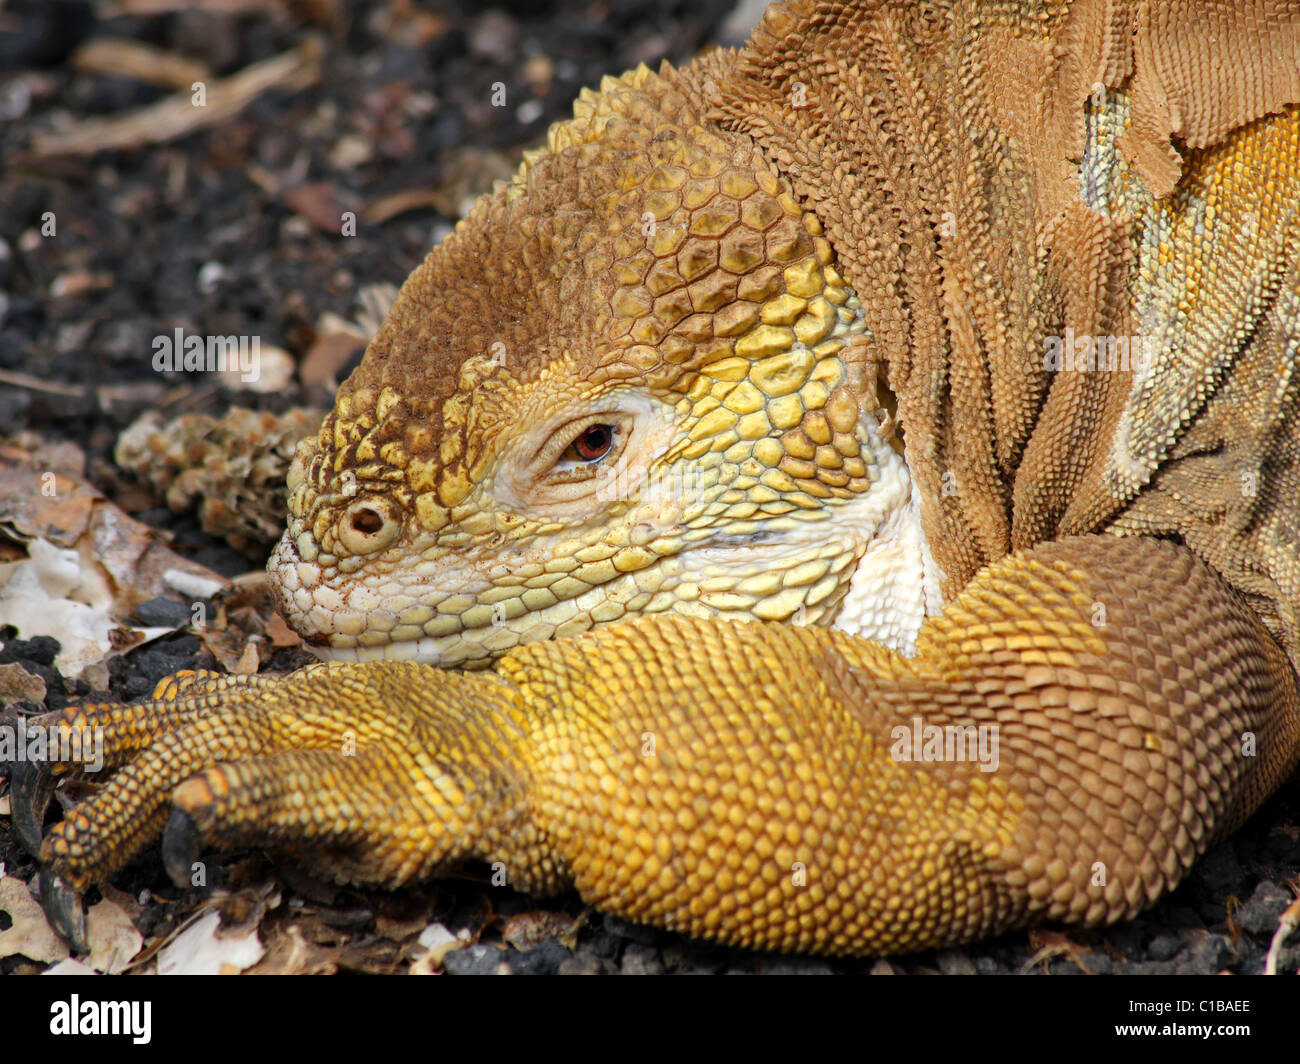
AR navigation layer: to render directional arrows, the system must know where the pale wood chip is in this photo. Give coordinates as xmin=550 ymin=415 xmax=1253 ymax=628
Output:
xmin=31 ymin=35 xmax=323 ymax=157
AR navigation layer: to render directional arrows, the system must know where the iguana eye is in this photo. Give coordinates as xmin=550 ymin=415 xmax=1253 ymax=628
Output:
xmin=501 ymin=397 xmax=674 ymax=513
xmin=562 ymin=423 xmax=616 ymax=463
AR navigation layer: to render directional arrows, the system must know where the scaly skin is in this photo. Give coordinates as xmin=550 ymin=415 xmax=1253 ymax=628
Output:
xmin=7 ymin=0 xmax=1300 ymax=956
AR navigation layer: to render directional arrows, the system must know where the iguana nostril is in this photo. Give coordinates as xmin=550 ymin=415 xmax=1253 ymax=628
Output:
xmin=338 ymin=501 xmax=399 ymax=554
xmin=351 ymin=507 xmax=383 ymax=535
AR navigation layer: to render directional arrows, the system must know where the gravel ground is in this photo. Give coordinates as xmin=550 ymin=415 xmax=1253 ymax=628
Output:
xmin=0 ymin=0 xmax=1297 ymax=975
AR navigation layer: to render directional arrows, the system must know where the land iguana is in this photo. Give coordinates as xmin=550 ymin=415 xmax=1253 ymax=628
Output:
xmin=9 ymin=0 xmax=1300 ymax=957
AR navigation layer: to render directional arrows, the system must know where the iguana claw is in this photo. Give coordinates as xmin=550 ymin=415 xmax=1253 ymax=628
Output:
xmin=5 ymin=724 xmax=57 ymax=857
xmin=39 ymin=868 xmax=88 ymax=954
xmin=162 ymin=808 xmax=202 ymax=890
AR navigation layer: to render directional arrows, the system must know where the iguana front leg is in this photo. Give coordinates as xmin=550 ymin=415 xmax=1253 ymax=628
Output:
xmin=12 ymin=535 xmax=1300 ymax=956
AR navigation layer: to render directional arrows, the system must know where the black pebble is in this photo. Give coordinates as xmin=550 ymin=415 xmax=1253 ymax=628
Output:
xmin=443 ymin=944 xmax=508 ymax=976
xmin=1235 ymin=880 xmax=1292 ymax=935
xmin=1145 ymin=932 xmax=1182 ymax=961
xmin=0 ymin=634 xmax=60 ymax=667
xmin=133 ymin=597 xmax=194 ymax=628
xmin=508 ymin=939 xmax=570 ymax=975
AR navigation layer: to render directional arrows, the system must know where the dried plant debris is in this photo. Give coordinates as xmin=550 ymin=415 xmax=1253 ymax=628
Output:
xmin=156 ymin=909 xmax=265 ymax=975
xmin=84 ymin=893 xmax=145 ymax=974
xmin=0 ymin=537 xmax=124 ymax=687
xmin=187 ymin=572 xmax=290 ymax=672
xmin=0 ymin=874 xmax=71 ymax=965
xmin=115 ymin=407 xmax=323 ymax=555
xmin=246 ymin=923 xmax=339 ymax=976
xmin=407 ymin=923 xmax=474 ymax=975
xmin=0 ymin=661 xmax=47 ymax=708
xmin=500 ymin=909 xmax=586 ymax=953
xmin=0 ymin=436 xmax=229 ymax=608
xmin=71 ymin=38 xmax=211 ymax=91
xmin=29 ymin=35 xmax=324 ymax=157
xmin=0 ymin=436 xmax=229 ymax=683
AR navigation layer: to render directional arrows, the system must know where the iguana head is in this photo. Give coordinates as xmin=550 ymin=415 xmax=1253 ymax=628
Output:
xmin=269 ymin=61 xmax=932 ymax=667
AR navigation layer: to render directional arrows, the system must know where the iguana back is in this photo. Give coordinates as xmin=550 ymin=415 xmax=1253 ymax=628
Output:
xmin=714 ymin=0 xmax=1300 ymax=661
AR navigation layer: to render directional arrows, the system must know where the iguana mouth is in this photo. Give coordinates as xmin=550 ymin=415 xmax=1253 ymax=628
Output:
xmin=271 ymin=432 xmax=935 ymax=668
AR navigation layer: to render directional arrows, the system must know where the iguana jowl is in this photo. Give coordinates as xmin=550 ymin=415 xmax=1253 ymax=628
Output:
xmin=11 ymin=0 xmax=1300 ymax=957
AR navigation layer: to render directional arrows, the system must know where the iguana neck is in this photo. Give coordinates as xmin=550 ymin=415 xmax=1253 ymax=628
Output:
xmin=835 ymin=484 xmax=944 ymax=657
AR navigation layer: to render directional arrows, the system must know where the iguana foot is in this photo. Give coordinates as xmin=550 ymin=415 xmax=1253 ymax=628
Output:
xmin=7 ymin=662 xmax=541 ymax=952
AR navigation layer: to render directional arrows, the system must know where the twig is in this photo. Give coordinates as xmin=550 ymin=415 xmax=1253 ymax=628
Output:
xmin=31 ymin=35 xmax=323 ymax=157
xmin=0 ymin=369 xmax=84 ymax=396
xmin=1263 ymin=895 xmax=1300 ymax=974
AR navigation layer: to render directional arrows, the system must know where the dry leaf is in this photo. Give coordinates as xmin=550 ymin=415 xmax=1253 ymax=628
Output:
xmin=0 ymin=661 xmax=47 ymax=707
xmin=164 ymin=569 xmax=227 ymax=600
xmin=0 ymin=875 xmax=70 ymax=965
xmin=0 ymin=538 xmax=117 ymax=685
xmin=197 ymin=625 xmax=255 ymax=673
xmin=0 ymin=437 xmax=230 ymax=618
xmin=31 ymin=36 xmax=323 ymax=157
xmin=0 ymin=369 xmax=85 ymax=398
xmin=299 ymin=331 xmax=362 ymax=388
xmin=233 ymin=639 xmax=262 ymax=675
xmin=42 ymin=958 xmax=100 ymax=975
xmin=107 ymin=0 xmax=288 ymax=14
xmin=1023 ymin=928 xmax=1093 ymax=973
xmin=86 ymin=896 xmax=145 ymax=974
xmin=374 ymin=913 xmax=427 ymax=942
xmin=99 ymin=883 xmax=143 ymax=920
xmin=263 ymin=612 xmax=301 ymax=648
xmin=500 ymin=909 xmax=584 ymax=952
xmin=408 ymin=923 xmax=472 ymax=974
xmin=214 ymin=343 xmax=295 ymax=395
xmin=363 ymin=186 xmax=445 ymax=225
xmin=351 ymin=284 xmax=398 ymax=338
xmin=284 ymin=181 xmax=346 ymax=233
xmin=0 ymin=538 xmax=176 ymax=685
xmin=49 ymin=271 xmax=115 ymax=298
xmin=327 ymin=133 xmax=371 ymax=170
xmin=247 ymin=923 xmax=339 ymax=975
xmin=156 ymin=910 xmax=264 ymax=975
xmin=1265 ymin=896 xmax=1300 ymax=975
